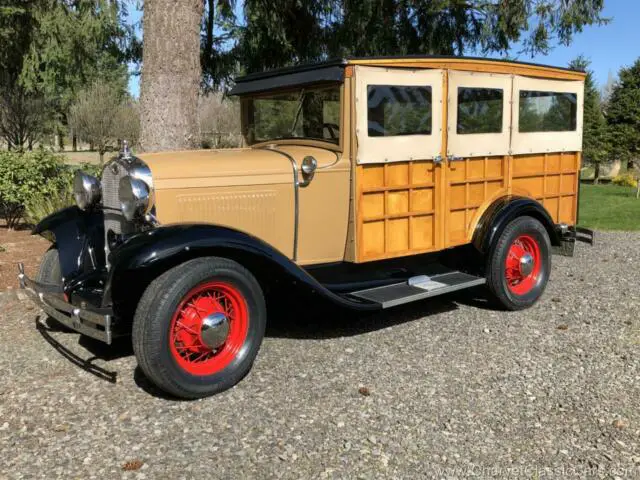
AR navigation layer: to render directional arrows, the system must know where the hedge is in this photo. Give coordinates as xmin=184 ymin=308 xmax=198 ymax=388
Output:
xmin=0 ymin=149 xmax=101 ymax=228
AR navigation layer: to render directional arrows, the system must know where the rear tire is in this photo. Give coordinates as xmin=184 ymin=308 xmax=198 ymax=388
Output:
xmin=132 ymin=257 xmax=266 ymax=399
xmin=486 ymin=216 xmax=551 ymax=311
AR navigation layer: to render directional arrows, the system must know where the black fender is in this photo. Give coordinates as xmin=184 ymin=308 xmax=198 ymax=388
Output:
xmin=32 ymin=206 xmax=105 ymax=280
xmin=103 ymin=224 xmax=379 ymax=312
xmin=472 ymin=196 xmax=561 ymax=254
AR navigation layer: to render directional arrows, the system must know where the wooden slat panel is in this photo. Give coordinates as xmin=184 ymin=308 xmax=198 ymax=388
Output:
xmin=357 ymin=160 xmax=440 ymax=261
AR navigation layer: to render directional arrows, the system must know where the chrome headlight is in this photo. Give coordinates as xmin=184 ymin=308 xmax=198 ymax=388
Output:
xmin=73 ymin=170 xmax=101 ymax=210
xmin=119 ymin=175 xmax=154 ymax=221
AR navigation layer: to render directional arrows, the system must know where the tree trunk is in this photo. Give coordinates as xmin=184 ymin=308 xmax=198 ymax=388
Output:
xmin=139 ymin=0 xmax=203 ymax=152
xmin=72 ymin=134 xmax=77 ymax=152
xmin=593 ymin=162 xmax=600 ymax=185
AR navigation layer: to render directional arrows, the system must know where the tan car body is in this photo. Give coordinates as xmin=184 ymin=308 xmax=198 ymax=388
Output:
xmin=139 ymin=57 xmax=585 ymax=267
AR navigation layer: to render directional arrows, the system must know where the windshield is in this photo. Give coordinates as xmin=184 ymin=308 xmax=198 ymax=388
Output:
xmin=245 ymin=85 xmax=341 ymax=145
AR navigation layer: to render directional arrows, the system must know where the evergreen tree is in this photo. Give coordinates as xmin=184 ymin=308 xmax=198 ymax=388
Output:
xmin=0 ymin=1 xmax=135 ymax=150
xmin=607 ymin=59 xmax=640 ymax=171
xmin=237 ymin=0 xmax=608 ymax=75
xmin=569 ymin=56 xmax=609 ymax=183
xmin=20 ymin=1 xmax=134 ymax=149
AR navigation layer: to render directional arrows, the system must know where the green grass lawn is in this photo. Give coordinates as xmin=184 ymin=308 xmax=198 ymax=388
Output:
xmin=579 ymin=184 xmax=640 ymax=231
xmin=61 ymin=151 xmax=102 ymax=165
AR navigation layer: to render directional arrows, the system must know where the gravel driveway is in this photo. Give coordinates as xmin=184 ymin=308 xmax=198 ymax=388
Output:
xmin=1 ymin=231 xmax=639 ymax=479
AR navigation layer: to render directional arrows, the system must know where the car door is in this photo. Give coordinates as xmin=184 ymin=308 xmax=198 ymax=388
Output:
xmin=353 ymin=66 xmax=445 ymax=261
xmin=444 ymin=70 xmax=513 ymax=246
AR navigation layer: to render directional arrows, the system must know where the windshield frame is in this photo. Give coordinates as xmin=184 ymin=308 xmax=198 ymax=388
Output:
xmin=241 ymin=82 xmax=344 ymax=152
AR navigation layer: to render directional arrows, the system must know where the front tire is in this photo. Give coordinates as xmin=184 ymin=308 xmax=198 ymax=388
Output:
xmin=486 ymin=216 xmax=551 ymax=311
xmin=36 ymin=247 xmax=72 ymax=331
xmin=132 ymin=257 xmax=266 ymax=399
xmin=36 ymin=247 xmax=62 ymax=285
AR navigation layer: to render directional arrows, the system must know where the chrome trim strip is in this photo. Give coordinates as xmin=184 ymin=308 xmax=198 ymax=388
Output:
xmin=259 ymin=146 xmax=300 ymax=261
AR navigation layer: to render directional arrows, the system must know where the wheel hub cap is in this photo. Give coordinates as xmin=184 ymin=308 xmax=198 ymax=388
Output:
xmin=519 ymin=253 xmax=534 ymax=277
xmin=200 ymin=312 xmax=230 ymax=349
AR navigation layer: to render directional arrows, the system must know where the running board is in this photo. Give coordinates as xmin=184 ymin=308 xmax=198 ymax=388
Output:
xmin=347 ymin=271 xmax=486 ymax=309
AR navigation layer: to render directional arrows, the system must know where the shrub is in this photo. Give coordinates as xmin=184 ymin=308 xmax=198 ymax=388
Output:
xmin=0 ymin=149 xmax=101 ymax=228
xmin=0 ymin=149 xmax=67 ymax=228
xmin=611 ymin=173 xmax=638 ymax=188
xmin=23 ymin=163 xmax=102 ymax=226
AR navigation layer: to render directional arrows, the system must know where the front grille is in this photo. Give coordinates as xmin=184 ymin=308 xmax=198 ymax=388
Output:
xmin=101 ymin=160 xmax=132 ymax=263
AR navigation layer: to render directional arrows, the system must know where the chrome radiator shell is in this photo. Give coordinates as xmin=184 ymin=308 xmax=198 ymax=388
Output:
xmin=100 ymin=156 xmax=153 ymax=263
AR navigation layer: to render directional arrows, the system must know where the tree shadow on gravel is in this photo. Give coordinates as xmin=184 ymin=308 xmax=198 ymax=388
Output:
xmin=35 ymin=315 xmax=133 ymax=384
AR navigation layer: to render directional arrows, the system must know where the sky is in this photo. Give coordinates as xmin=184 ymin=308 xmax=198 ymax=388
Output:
xmin=127 ymin=0 xmax=638 ymax=98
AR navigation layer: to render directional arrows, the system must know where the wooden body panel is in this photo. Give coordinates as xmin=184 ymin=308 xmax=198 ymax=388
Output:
xmin=445 ymin=156 xmax=508 ymax=246
xmin=357 ymin=161 xmax=440 ymax=261
xmin=511 ymin=152 xmax=580 ymax=226
xmin=355 ymin=152 xmax=581 ymax=262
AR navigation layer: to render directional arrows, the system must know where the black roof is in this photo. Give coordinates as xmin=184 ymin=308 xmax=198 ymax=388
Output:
xmin=229 ymin=55 xmax=580 ymax=96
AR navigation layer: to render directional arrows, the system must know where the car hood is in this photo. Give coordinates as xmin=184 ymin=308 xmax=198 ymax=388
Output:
xmin=137 ymin=145 xmax=338 ymax=189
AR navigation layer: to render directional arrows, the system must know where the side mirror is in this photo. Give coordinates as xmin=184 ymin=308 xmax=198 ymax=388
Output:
xmin=299 ymin=156 xmax=317 ymax=187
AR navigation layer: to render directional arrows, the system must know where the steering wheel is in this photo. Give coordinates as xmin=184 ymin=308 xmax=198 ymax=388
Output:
xmin=323 ymin=123 xmax=339 ymax=140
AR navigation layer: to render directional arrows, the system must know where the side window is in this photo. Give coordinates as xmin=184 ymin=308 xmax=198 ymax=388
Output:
xmin=456 ymin=87 xmax=503 ymax=134
xmin=367 ymin=85 xmax=432 ymax=137
xmin=322 ymin=96 xmax=340 ymax=140
xmin=519 ymin=91 xmax=577 ymax=132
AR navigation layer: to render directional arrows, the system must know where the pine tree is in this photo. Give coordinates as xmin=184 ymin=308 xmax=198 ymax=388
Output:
xmin=237 ymin=0 xmax=608 ymax=75
xmin=607 ymin=59 xmax=640 ymax=171
xmin=570 ymin=56 xmax=609 ymax=183
xmin=0 ymin=1 xmax=134 ymax=150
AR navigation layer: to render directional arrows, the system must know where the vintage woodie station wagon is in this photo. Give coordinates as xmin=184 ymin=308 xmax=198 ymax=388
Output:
xmin=19 ymin=56 xmax=593 ymax=398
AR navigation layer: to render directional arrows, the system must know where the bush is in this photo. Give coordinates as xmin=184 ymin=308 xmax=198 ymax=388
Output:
xmin=0 ymin=149 xmax=67 ymax=228
xmin=23 ymin=163 xmax=101 ymax=226
xmin=611 ymin=173 xmax=638 ymax=188
xmin=0 ymin=149 xmax=101 ymax=228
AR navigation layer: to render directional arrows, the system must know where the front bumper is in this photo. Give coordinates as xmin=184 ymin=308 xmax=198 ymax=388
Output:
xmin=18 ymin=263 xmax=113 ymax=344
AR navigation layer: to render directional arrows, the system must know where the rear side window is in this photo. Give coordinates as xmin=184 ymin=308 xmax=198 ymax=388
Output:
xmin=519 ymin=91 xmax=577 ymax=132
xmin=456 ymin=87 xmax=503 ymax=134
xmin=367 ymin=85 xmax=432 ymax=137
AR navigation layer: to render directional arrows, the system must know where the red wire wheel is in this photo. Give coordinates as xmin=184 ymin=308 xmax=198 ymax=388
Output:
xmin=169 ymin=281 xmax=249 ymax=376
xmin=504 ymin=234 xmax=542 ymax=295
